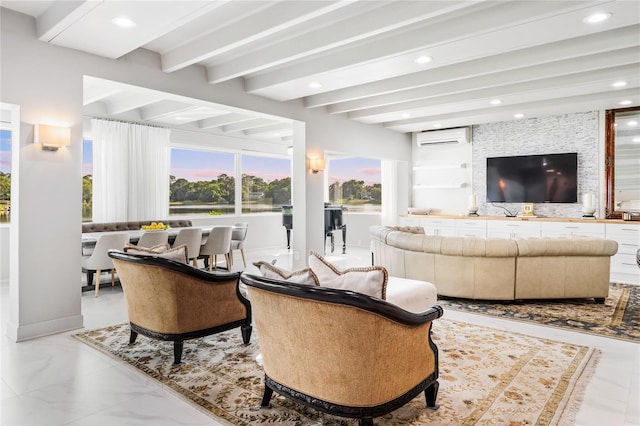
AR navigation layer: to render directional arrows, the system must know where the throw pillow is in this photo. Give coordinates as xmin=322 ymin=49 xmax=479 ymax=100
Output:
xmin=123 ymin=243 xmax=170 ymax=254
xmin=307 ymin=251 xmax=388 ymax=299
xmin=252 ymin=261 xmax=318 ymax=286
xmin=124 ymin=243 xmax=189 ymax=264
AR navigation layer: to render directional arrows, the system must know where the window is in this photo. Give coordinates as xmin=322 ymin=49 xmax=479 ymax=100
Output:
xmin=0 ymin=129 xmax=10 ymax=223
xmin=169 ymin=148 xmax=235 ymax=216
xmin=241 ymin=154 xmax=291 ymax=213
xmin=328 ymin=156 xmax=381 ymax=213
xmin=82 ymin=138 xmax=93 ymax=222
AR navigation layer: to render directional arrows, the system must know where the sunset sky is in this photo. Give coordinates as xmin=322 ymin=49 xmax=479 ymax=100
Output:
xmin=2 ymin=136 xmax=380 ymax=186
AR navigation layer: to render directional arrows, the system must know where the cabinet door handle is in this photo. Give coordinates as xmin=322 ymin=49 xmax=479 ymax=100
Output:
xmin=621 ymin=262 xmax=637 ymax=266
xmin=622 ymin=229 xmax=638 ymax=232
xmin=565 ymin=226 xmax=579 ymax=229
xmin=621 ymin=243 xmax=638 ymax=247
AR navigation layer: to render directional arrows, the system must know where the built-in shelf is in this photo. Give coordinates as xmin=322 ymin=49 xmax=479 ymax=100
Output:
xmin=413 ymin=183 xmax=468 ymax=189
xmin=413 ymin=163 xmax=467 ymax=171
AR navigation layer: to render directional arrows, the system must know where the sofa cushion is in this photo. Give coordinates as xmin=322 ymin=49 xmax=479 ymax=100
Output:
xmin=308 ymin=251 xmax=388 ymax=299
xmin=123 ymin=243 xmax=188 ymax=264
xmin=385 ymin=277 xmax=438 ymax=313
xmin=391 ymin=226 xmax=425 ymax=234
xmin=252 ymin=261 xmax=318 ymax=286
xmin=516 ymin=236 xmax=618 ymax=256
xmin=440 ymin=237 xmax=518 ymax=257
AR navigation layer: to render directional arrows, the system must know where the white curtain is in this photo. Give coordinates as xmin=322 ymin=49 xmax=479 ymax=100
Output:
xmin=92 ymin=119 xmax=170 ymax=222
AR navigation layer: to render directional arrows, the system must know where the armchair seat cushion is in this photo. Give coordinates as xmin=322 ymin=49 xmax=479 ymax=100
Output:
xmin=386 ymin=277 xmax=438 ymax=313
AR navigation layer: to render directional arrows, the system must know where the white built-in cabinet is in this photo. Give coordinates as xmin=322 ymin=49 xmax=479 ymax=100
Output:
xmin=421 ymin=218 xmax=457 ymax=237
xmin=487 ymin=221 xmax=541 ymax=239
xmin=539 ymin=222 xmax=605 ymax=238
xmin=455 ymin=219 xmax=487 ymax=238
xmin=605 ymin=224 xmax=640 ymax=285
xmin=397 ymin=216 xmax=640 ymax=285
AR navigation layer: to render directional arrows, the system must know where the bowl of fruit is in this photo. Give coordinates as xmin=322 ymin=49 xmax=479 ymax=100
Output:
xmin=141 ymin=222 xmax=169 ymax=231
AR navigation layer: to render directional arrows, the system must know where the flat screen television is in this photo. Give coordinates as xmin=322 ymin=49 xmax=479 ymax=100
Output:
xmin=486 ymin=153 xmax=577 ymax=203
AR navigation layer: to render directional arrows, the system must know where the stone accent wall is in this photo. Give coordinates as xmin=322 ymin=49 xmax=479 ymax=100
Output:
xmin=472 ymin=112 xmax=599 ymax=218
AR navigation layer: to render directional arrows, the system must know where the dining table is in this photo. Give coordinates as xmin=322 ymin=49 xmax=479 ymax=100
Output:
xmin=81 ymin=225 xmax=220 ymax=254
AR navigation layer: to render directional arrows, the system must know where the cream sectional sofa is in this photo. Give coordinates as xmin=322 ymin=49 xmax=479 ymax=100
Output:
xmin=370 ymin=225 xmax=618 ymax=303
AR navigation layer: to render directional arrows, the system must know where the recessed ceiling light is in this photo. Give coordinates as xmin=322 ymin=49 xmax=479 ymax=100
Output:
xmin=632 ymin=137 xmax=640 ymax=143
xmin=490 ymin=99 xmax=502 ymax=105
xmin=627 ymin=120 xmax=638 ymax=126
xmin=612 ymin=81 xmax=627 ymax=88
xmin=174 ymin=116 xmax=189 ymax=121
xmin=583 ymin=12 xmax=612 ymax=24
xmin=514 ymin=113 xmax=524 ymax=119
xmin=308 ymin=81 xmax=322 ymax=89
xmin=433 ymin=123 xmax=442 ymax=128
xmin=112 ymin=17 xmax=136 ymax=28
xmin=619 ymin=100 xmax=633 ymax=105
xmin=414 ymin=55 xmax=432 ymax=65
xmin=402 ymin=113 xmax=411 ymax=118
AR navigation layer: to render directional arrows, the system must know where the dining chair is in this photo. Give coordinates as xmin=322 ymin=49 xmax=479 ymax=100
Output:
xmin=230 ymin=222 xmax=248 ymax=267
xmin=172 ymin=227 xmax=203 ymax=267
xmin=199 ymin=226 xmax=233 ymax=271
xmin=137 ymin=230 xmax=169 ymax=248
xmin=81 ymin=232 xmax=130 ymax=297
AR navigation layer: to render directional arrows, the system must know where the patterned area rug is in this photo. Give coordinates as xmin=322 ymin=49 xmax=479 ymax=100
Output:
xmin=437 ymin=282 xmax=640 ymax=343
xmin=74 ymin=320 xmax=598 ymax=425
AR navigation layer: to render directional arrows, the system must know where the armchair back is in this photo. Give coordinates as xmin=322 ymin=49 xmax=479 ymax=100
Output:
xmin=240 ymin=272 xmax=443 ymax=424
xmin=109 ymin=250 xmax=252 ymax=364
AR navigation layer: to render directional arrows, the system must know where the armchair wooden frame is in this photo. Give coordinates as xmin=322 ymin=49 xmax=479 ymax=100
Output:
xmin=240 ymin=273 xmax=443 ymax=426
xmin=109 ymin=251 xmax=252 ymax=364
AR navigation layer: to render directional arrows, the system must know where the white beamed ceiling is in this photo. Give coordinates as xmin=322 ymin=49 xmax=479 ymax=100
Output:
xmin=3 ymin=0 xmax=639 ymax=143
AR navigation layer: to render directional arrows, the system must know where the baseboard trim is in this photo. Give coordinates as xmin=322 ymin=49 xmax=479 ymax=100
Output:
xmin=6 ymin=314 xmax=84 ymax=342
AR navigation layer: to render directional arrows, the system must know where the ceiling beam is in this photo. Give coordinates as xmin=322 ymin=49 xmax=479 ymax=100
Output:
xmin=107 ymin=93 xmax=164 ymax=116
xmin=140 ymin=101 xmax=199 ymax=121
xmin=244 ymin=1 xmax=600 ymax=96
xmin=350 ymin=65 xmax=640 ymax=123
xmin=383 ymin=88 xmax=640 ymax=132
xmin=304 ymin=25 xmax=640 ymax=108
xmin=243 ymin=123 xmax=292 ymax=135
xmin=206 ymin=0 xmax=472 ymax=83
xmin=327 ymin=48 xmax=640 ymax=114
xmin=198 ymin=113 xmax=254 ymax=129
xmin=36 ymin=0 xmax=100 ymax=42
xmin=161 ymin=0 xmax=352 ymax=73
xmin=222 ymin=118 xmax=277 ymax=133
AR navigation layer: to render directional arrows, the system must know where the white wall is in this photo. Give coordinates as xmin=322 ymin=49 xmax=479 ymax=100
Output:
xmin=0 ymin=225 xmax=8 ymax=285
xmin=0 ymin=9 xmax=411 ymax=339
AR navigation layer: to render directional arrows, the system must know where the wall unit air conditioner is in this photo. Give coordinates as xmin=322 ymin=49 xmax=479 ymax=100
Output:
xmin=416 ymin=127 xmax=471 ymax=146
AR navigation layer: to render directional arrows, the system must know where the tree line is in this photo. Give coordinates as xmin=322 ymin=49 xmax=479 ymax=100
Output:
xmin=9 ymin=173 xmax=381 ymax=207
xmin=169 ymin=174 xmax=291 ymax=204
xmin=0 ymin=172 xmax=9 ymax=202
xmin=81 ymin=174 xmax=292 ymax=206
xmin=329 ymin=179 xmax=381 ymax=204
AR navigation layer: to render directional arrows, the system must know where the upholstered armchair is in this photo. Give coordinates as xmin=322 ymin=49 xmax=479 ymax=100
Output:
xmin=109 ymin=250 xmax=252 ymax=364
xmin=240 ymin=272 xmax=443 ymax=426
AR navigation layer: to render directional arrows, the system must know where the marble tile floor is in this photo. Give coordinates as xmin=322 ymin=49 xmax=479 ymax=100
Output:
xmin=1 ymin=247 xmax=639 ymax=425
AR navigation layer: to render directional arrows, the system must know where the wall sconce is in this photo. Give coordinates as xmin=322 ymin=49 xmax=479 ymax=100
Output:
xmin=34 ymin=124 xmax=71 ymax=151
xmin=309 ymin=157 xmax=325 ymax=173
